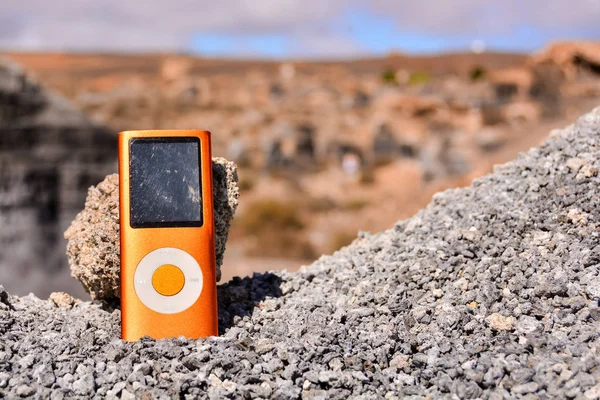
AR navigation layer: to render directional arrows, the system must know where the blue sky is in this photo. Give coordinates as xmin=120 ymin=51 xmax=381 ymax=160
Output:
xmin=192 ymin=34 xmax=292 ymax=58
xmin=2 ymin=0 xmax=600 ymax=58
xmin=191 ymin=6 xmax=600 ymax=57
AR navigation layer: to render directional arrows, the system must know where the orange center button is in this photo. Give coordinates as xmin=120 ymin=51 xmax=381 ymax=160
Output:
xmin=152 ymin=264 xmax=185 ymax=296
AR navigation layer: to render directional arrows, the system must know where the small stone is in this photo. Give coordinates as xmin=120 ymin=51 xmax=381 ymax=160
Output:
xmin=584 ymin=384 xmax=600 ymax=400
xmin=33 ymin=363 xmax=56 ymax=387
xmin=257 ymin=382 xmax=272 ymax=397
xmin=516 ymin=315 xmax=541 ymax=335
xmin=566 ymin=157 xmax=585 ymax=172
xmin=0 ymin=372 xmax=9 ymax=388
xmin=511 ymin=382 xmax=539 ymax=395
xmin=209 ymin=374 xmax=222 ymax=387
xmin=485 ymin=313 xmax=516 ymax=331
xmin=389 ymin=354 xmax=409 ymax=369
xmin=18 ymin=354 xmax=35 ymax=368
xmin=120 ymin=389 xmax=136 ymax=400
xmin=567 ymin=208 xmax=589 ymax=226
xmin=467 ymin=301 xmax=478 ymax=309
xmin=511 ymin=368 xmax=534 ymax=384
xmin=349 ymin=307 xmax=375 ymax=317
xmin=222 ymin=380 xmax=237 ymax=393
xmin=577 ymin=164 xmax=598 ymax=180
xmin=110 ymin=382 xmax=127 ymax=396
xmin=483 ymin=367 xmax=504 ymax=387
xmin=536 ymin=269 xmax=568 ymax=297
xmin=49 ymin=292 xmax=77 ymax=308
xmin=318 ymin=371 xmax=338 ymax=383
xmin=16 ymin=385 xmax=36 ymax=397
xmin=72 ymin=374 xmax=95 ymax=395
xmin=328 ymin=358 xmax=343 ymax=371
xmin=352 ymin=371 xmax=369 ymax=382
xmin=586 ymin=278 xmax=600 ymax=298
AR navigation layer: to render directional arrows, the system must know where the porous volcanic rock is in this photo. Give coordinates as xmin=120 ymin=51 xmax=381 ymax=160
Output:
xmin=3 ymin=108 xmax=600 ymax=398
xmin=64 ymin=157 xmax=239 ymax=300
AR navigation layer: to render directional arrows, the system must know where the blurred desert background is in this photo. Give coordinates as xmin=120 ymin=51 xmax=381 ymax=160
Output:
xmin=2 ymin=1 xmax=600 ymax=298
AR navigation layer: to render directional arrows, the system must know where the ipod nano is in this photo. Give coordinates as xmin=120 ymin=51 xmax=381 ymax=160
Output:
xmin=118 ymin=130 xmax=218 ymax=341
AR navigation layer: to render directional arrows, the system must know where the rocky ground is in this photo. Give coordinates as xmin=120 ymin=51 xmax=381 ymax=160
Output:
xmin=1 ymin=108 xmax=600 ymax=398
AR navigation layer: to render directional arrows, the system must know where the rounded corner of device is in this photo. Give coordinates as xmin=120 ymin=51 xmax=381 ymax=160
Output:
xmin=118 ymin=131 xmax=135 ymax=142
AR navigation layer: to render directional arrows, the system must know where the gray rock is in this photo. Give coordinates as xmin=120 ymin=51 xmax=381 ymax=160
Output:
xmin=511 ymin=382 xmax=539 ymax=395
xmin=32 ymin=363 xmax=56 ymax=387
xmin=15 ymin=385 xmax=36 ymax=397
xmin=516 ymin=315 xmax=542 ymax=334
xmin=585 ymin=384 xmax=600 ymax=400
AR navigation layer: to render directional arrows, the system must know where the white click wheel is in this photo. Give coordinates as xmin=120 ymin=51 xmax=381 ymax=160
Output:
xmin=133 ymin=247 xmax=203 ymax=314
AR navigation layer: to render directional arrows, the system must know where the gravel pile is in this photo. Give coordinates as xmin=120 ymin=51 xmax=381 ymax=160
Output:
xmin=2 ymin=109 xmax=600 ymax=399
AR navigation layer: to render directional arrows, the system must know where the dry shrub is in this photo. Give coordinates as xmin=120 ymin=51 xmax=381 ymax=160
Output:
xmin=238 ymin=199 xmax=316 ymax=259
xmin=238 ymin=199 xmax=304 ymax=234
xmin=481 ymin=105 xmax=505 ymax=126
xmin=344 ymin=199 xmax=369 ymax=211
xmin=359 ymin=168 xmax=376 ymax=185
xmin=307 ymin=196 xmax=337 ymax=213
xmin=328 ymin=231 xmax=357 ymax=253
xmin=238 ymin=177 xmax=255 ymax=192
xmin=247 ymin=231 xmax=318 ymax=259
xmin=470 ymin=66 xmax=486 ymax=81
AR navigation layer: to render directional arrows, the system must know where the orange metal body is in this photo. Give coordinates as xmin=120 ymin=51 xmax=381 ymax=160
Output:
xmin=119 ymin=130 xmax=218 ymax=341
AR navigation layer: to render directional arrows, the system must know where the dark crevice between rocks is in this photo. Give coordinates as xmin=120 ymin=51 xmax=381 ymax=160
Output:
xmin=0 ymin=285 xmax=13 ymax=310
xmin=217 ymin=272 xmax=283 ymax=335
xmin=94 ymin=272 xmax=285 ymax=337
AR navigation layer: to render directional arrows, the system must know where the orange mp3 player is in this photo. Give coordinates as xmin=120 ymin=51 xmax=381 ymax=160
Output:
xmin=118 ymin=130 xmax=218 ymax=341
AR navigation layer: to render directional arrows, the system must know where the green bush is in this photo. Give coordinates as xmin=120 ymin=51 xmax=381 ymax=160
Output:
xmin=470 ymin=66 xmax=486 ymax=81
xmin=328 ymin=231 xmax=356 ymax=252
xmin=381 ymin=69 xmax=397 ymax=84
xmin=408 ymin=71 xmax=430 ymax=85
xmin=344 ymin=199 xmax=369 ymax=211
xmin=237 ymin=199 xmax=318 ymax=259
xmin=238 ymin=199 xmax=304 ymax=235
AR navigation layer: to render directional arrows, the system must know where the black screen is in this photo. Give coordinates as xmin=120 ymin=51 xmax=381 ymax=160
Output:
xmin=129 ymin=137 xmax=203 ymax=228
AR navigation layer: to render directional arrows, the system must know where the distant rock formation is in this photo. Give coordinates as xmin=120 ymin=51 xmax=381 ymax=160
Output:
xmin=531 ymin=41 xmax=600 ymax=80
xmin=529 ymin=42 xmax=600 ymax=108
xmin=0 ymin=58 xmax=117 ymax=297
